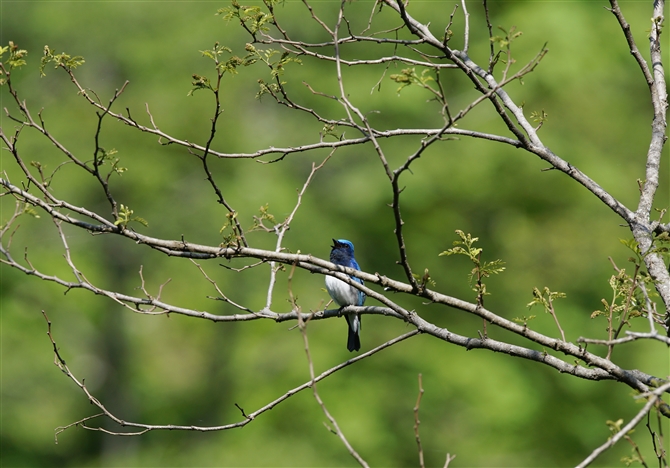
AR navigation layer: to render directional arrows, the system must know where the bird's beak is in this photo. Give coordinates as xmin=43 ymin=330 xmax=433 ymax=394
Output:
xmin=331 ymin=238 xmax=338 ymax=248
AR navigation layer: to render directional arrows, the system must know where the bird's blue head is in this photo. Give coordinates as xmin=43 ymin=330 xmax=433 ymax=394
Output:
xmin=330 ymin=239 xmax=358 ymax=266
xmin=332 ymin=239 xmax=355 ymax=254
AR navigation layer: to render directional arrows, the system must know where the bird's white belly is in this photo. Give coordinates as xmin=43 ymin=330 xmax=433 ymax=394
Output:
xmin=325 ymin=275 xmax=359 ymax=307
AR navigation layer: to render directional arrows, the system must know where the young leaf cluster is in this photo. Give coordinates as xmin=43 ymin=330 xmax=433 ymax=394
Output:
xmin=219 ymin=211 xmax=243 ymax=246
xmin=530 ymin=109 xmax=548 ymax=130
xmin=591 ymin=267 xmax=648 ymax=323
xmin=0 ymin=41 xmax=28 ymax=84
xmin=247 ymin=44 xmax=301 ymax=99
xmin=249 ymin=203 xmax=277 ymax=232
xmin=439 ymin=230 xmax=505 ymax=302
xmin=39 ymin=45 xmax=84 ymax=76
xmin=217 ymin=0 xmax=280 ymax=35
xmin=412 ymin=268 xmax=436 ymax=293
xmin=94 ymin=147 xmax=126 ymax=175
xmin=246 ymin=43 xmax=300 ymax=80
xmin=527 ymin=287 xmax=566 ymax=313
xmin=189 ymin=43 xmax=257 ymax=96
xmin=648 ymin=231 xmax=670 ymax=261
xmin=490 ymin=26 xmax=523 ymax=51
xmin=114 ymin=204 xmax=148 ymax=229
xmin=389 ymin=67 xmax=435 ymax=95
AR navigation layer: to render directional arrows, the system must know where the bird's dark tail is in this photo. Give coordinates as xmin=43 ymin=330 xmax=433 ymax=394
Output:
xmin=346 ymin=314 xmax=361 ymax=352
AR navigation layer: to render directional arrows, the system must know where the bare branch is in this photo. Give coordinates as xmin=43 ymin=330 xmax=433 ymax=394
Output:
xmin=577 ymin=382 xmax=670 ymax=467
xmin=45 ymin=301 xmax=419 ymax=437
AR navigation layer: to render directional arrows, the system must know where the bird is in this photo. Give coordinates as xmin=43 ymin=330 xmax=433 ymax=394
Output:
xmin=325 ymin=239 xmax=366 ymax=352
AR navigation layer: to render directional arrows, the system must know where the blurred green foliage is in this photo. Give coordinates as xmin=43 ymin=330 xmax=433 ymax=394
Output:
xmin=1 ymin=1 xmax=668 ymax=466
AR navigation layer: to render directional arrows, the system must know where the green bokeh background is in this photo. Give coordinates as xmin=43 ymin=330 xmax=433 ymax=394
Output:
xmin=1 ymin=1 xmax=668 ymax=466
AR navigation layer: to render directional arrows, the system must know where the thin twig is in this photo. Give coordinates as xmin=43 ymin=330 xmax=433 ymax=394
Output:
xmin=293 ymin=262 xmax=370 ymax=467
xmin=413 ymin=373 xmax=425 ymax=468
